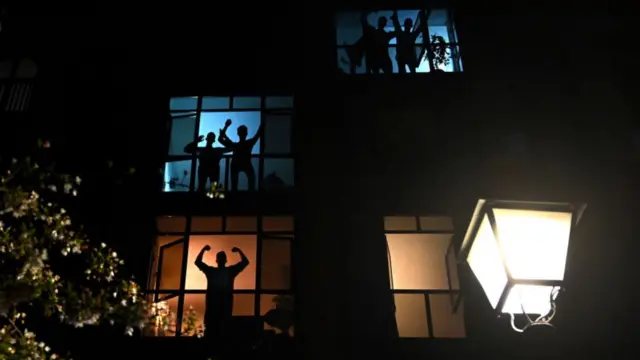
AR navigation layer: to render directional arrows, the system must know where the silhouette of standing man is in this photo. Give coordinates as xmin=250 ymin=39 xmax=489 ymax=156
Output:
xmin=195 ymin=245 xmax=249 ymax=344
xmin=218 ymin=119 xmax=263 ymax=191
xmin=361 ymin=12 xmax=395 ymax=74
xmin=184 ymin=132 xmax=231 ymax=193
xmin=390 ymin=10 xmax=425 ymax=73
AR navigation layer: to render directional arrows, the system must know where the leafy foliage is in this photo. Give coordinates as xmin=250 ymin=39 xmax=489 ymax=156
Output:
xmin=0 ymin=140 xmax=148 ymax=359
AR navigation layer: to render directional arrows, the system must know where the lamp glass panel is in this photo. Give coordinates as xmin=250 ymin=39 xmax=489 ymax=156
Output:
xmin=466 ymin=214 xmax=508 ymax=309
xmin=493 ymin=208 xmax=572 ymax=281
xmin=501 ymin=284 xmax=559 ymax=315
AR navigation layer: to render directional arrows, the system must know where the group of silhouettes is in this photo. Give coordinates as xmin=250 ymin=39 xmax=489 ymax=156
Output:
xmin=184 ymin=119 xmax=262 ymax=192
xmin=344 ymin=10 xmax=431 ymax=74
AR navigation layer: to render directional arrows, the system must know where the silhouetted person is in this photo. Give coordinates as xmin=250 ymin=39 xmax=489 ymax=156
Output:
xmin=184 ymin=132 xmax=231 ymax=193
xmin=391 ymin=10 xmax=425 ymax=73
xmin=361 ymin=12 xmax=395 ymax=74
xmin=195 ymin=245 xmax=249 ymax=347
xmin=219 ymin=119 xmax=263 ymax=191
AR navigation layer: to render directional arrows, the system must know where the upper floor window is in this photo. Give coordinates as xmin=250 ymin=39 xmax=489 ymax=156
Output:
xmin=385 ymin=216 xmax=465 ymax=338
xmin=164 ymin=96 xmax=294 ymax=194
xmin=336 ymin=9 xmax=463 ymax=74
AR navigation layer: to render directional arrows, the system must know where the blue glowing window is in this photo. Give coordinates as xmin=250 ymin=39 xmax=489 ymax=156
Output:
xmin=335 ymin=9 xmax=463 ymax=74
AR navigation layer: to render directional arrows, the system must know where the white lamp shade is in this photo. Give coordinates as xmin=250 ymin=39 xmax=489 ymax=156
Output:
xmin=492 ymin=208 xmax=572 ymax=281
xmin=462 ymin=200 xmax=577 ymax=315
xmin=466 ymin=214 xmax=508 ymax=310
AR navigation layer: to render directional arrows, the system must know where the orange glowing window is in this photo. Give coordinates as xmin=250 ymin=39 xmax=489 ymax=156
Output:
xmin=384 ymin=215 xmax=465 ymax=339
xmin=148 ymin=215 xmax=294 ymax=338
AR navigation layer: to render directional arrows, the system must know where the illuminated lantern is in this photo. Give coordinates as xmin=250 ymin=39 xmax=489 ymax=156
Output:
xmin=458 ymin=199 xmax=585 ymax=332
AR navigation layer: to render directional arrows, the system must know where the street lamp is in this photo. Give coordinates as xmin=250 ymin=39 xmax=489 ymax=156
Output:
xmin=454 ymin=199 xmax=586 ymax=332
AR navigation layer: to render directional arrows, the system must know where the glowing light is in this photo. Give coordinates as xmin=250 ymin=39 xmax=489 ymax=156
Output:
xmin=460 ymin=199 xmax=583 ymax=331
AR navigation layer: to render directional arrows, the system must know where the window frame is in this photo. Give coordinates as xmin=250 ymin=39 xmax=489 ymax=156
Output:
xmin=147 ymin=215 xmax=295 ymax=337
xmin=165 ymin=95 xmax=294 ymax=194
xmin=335 ymin=9 xmax=463 ymax=74
xmin=385 ymin=215 xmax=465 ymax=339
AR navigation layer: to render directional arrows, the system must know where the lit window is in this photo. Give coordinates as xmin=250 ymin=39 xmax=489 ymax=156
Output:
xmin=146 ymin=215 xmax=294 ymax=338
xmin=385 ymin=216 xmax=465 ymax=338
xmin=335 ymin=9 xmax=463 ymax=74
xmin=163 ymin=96 xmax=294 ymax=194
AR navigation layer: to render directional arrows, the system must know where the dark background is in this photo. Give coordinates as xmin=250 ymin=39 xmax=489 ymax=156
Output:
xmin=1 ymin=0 xmax=638 ymax=359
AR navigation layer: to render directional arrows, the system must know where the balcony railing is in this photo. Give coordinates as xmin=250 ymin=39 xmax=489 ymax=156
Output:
xmin=0 ymin=79 xmax=34 ymax=112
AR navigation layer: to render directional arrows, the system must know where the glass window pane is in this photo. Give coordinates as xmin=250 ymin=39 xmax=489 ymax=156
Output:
xmin=337 ymin=47 xmax=367 ymax=74
xmin=386 ymin=234 xmax=453 ymax=290
xmin=195 ymin=157 xmax=227 ymax=193
xmin=157 ymin=216 xmax=187 ymax=233
xmin=263 ymin=159 xmax=294 ymax=191
xmin=260 ymin=294 xmax=294 ymax=336
xmin=170 ymin=97 xmax=198 ymax=110
xmin=394 ymin=294 xmax=430 ymax=338
xmin=261 ymin=238 xmax=291 ymax=290
xmin=169 ymin=115 xmax=197 ymax=156
xmin=264 ymin=114 xmax=291 ymax=154
xmin=262 ymin=217 xmax=294 ymax=232
xmin=225 ymin=217 xmax=257 ymax=232
xmin=149 ymin=236 xmax=183 ymax=290
xmin=202 ymin=96 xmax=229 ymax=110
xmin=265 ymin=96 xmax=293 ymax=109
xmin=335 ymin=11 xmax=363 ymax=46
xmin=384 ymin=216 xmax=417 ymax=231
xmin=388 ymin=10 xmax=425 ymax=45
xmin=418 ymin=216 xmax=454 ymax=231
xmin=144 ymin=294 xmax=179 ymax=336
xmin=233 ymin=96 xmax=261 ymax=109
xmin=429 ymin=26 xmax=451 ymax=43
xmin=429 ymin=294 xmax=466 ymax=338
xmin=428 ymin=9 xmax=449 ymax=26
xmin=185 ymin=235 xmax=257 ymax=290
xmin=223 ymin=157 xmax=259 ymax=191
xmin=199 ymin=111 xmax=261 ymax=155
xmin=180 ymin=294 xmax=255 ymax=336
xmin=159 ymin=242 xmax=184 ymax=290
xmin=415 ymin=46 xmax=431 ymax=73
xmin=232 ymin=294 xmax=256 ymax=316
xmin=191 ymin=217 xmax=223 ymax=232
xmin=163 ymin=160 xmax=193 ymax=192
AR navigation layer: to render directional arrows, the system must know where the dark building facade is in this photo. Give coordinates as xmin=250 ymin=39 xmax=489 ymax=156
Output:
xmin=2 ymin=1 xmax=638 ymax=359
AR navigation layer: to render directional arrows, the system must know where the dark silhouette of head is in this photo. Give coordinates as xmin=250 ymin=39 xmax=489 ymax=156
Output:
xmin=216 ymin=251 xmax=227 ymax=267
xmin=206 ymin=132 xmax=216 ymax=146
xmin=404 ymin=18 xmax=413 ymax=30
xmin=237 ymin=125 xmax=248 ymax=140
xmin=377 ymin=16 xmax=387 ymax=29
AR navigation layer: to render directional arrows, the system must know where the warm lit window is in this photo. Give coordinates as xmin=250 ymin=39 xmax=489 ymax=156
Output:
xmin=335 ymin=9 xmax=463 ymax=74
xmin=385 ymin=216 xmax=465 ymax=338
xmin=163 ymin=96 xmax=294 ymax=194
xmin=147 ymin=215 xmax=294 ymax=337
